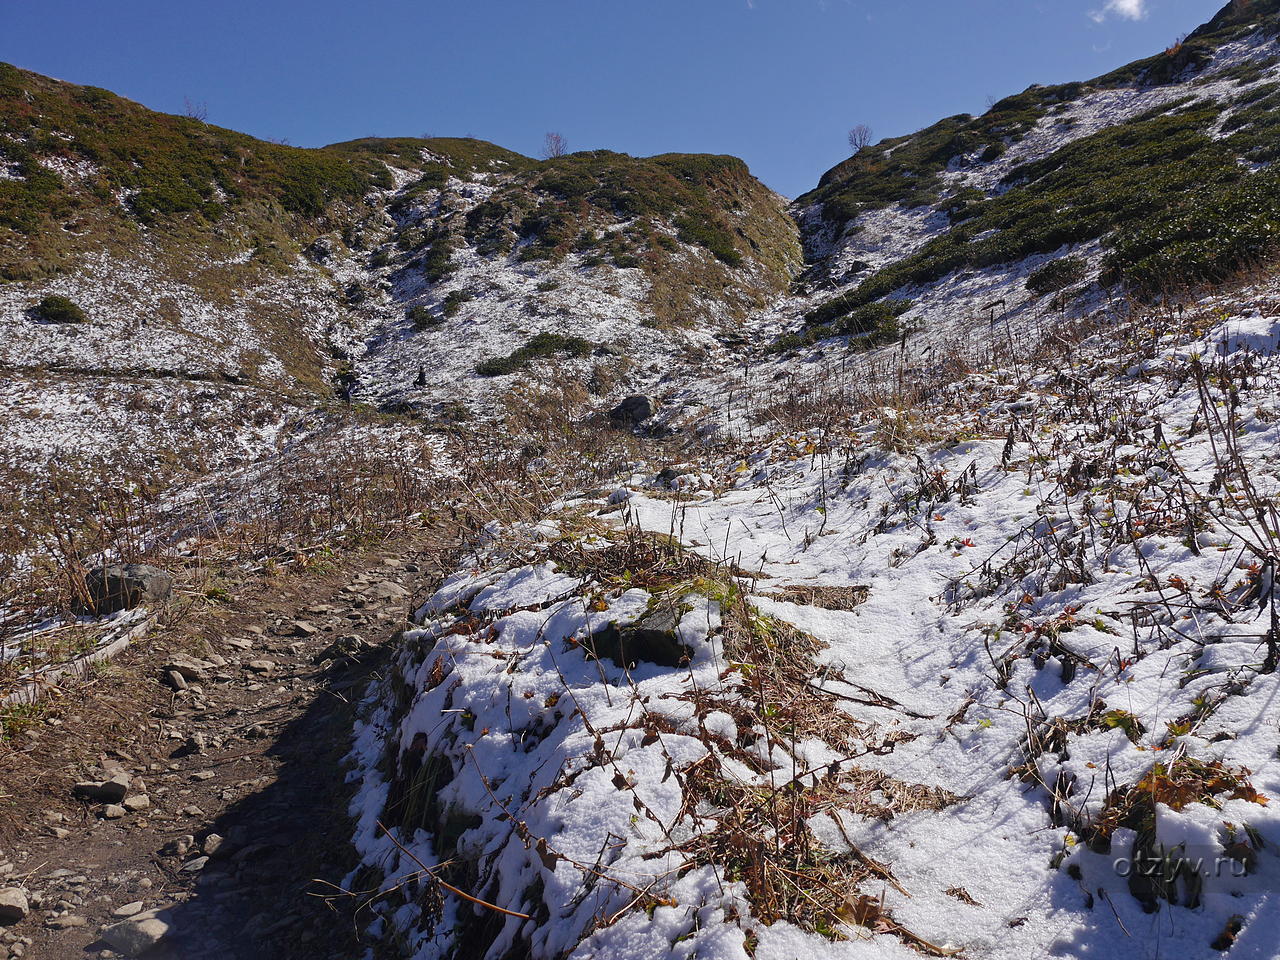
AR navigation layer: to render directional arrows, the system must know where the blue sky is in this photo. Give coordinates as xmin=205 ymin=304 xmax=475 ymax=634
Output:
xmin=3 ymin=0 xmax=1226 ymax=197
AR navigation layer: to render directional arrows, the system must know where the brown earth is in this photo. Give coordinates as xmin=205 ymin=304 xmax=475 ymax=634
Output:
xmin=0 ymin=524 xmax=460 ymax=959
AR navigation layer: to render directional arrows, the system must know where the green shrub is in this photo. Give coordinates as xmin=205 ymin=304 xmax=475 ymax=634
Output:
xmin=675 ymin=216 xmax=741 ymax=266
xmin=370 ymin=248 xmax=393 ymax=269
xmin=441 ymin=289 xmax=473 ymax=317
xmin=422 ymin=239 xmax=454 ymax=283
xmin=1026 ymin=256 xmax=1087 ymax=295
xmin=475 ymin=332 xmax=594 ymax=377
xmin=32 ymin=293 xmax=86 ymax=323
xmin=1104 ymin=166 xmax=1280 ymax=290
xmin=774 ymin=298 xmax=912 ymax=353
xmin=407 ymin=305 xmax=438 ymax=329
xmin=980 ymin=142 xmax=1006 ymax=163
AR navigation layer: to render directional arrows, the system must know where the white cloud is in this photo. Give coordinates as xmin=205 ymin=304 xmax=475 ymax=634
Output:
xmin=1090 ymin=0 xmax=1148 ymax=22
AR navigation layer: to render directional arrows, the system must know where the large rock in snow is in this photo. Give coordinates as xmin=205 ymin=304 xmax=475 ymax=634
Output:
xmin=586 ymin=606 xmax=691 ymax=668
xmin=85 ymin=563 xmax=173 ymax=614
xmin=609 ymin=395 xmax=658 ymax=426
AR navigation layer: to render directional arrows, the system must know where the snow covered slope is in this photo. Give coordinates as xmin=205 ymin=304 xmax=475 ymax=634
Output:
xmin=341 ymin=6 xmax=1280 ymax=957
xmin=348 ymin=271 xmax=1280 ymax=960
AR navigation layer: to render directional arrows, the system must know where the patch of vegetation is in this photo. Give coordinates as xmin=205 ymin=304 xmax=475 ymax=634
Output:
xmin=0 ymin=62 xmax=387 ymax=232
xmin=474 ymin=332 xmax=595 ymax=377
xmin=421 ymin=237 xmax=454 ymax=283
xmin=1026 ymin=256 xmax=1088 ymax=295
xmin=459 ymin=150 xmax=756 ymax=270
xmin=675 ymin=215 xmax=741 ymax=266
xmin=1104 ymin=165 xmax=1280 ymax=289
xmin=324 ymin=136 xmax=529 ymax=173
xmin=441 ymin=289 xmax=472 ymax=317
xmin=772 ymin=298 xmax=912 ymax=353
xmin=407 ymin=305 xmax=439 ymax=329
xmin=31 ymin=293 xmax=86 ymax=323
xmin=799 ymin=81 xmax=1082 ymax=221
xmin=816 ymin=94 xmax=1280 ymax=307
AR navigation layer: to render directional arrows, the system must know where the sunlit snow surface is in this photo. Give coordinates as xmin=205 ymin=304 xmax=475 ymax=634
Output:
xmin=347 ymin=289 xmax=1280 ymax=958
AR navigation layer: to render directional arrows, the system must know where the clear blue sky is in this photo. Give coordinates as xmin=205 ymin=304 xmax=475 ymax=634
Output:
xmin=3 ymin=0 xmax=1226 ymax=197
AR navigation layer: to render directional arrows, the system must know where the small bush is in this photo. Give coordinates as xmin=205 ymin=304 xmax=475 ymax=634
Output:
xmin=32 ymin=294 xmax=86 ymax=323
xmin=407 ymin=305 xmax=438 ymax=329
xmin=775 ymin=298 xmax=911 ymax=353
xmin=475 ymin=332 xmax=594 ymax=377
xmin=980 ymin=142 xmax=1006 ymax=163
xmin=442 ymin=290 xmax=473 ymax=318
xmin=1026 ymin=256 xmax=1087 ymax=295
xmin=422 ymin=239 xmax=454 ymax=283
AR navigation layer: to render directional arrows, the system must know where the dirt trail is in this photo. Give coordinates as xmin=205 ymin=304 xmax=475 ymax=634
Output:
xmin=0 ymin=527 xmax=454 ymax=959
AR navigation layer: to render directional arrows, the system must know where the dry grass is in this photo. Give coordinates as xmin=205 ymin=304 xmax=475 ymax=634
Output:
xmin=764 ymin=584 xmax=870 ymax=611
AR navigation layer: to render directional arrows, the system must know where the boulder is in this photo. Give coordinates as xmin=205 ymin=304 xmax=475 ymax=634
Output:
xmin=609 ymin=395 xmax=658 ymax=426
xmin=163 ymin=655 xmax=211 ymax=683
xmin=0 ymin=888 xmax=28 ymax=924
xmin=85 ymin=564 xmax=173 ymax=614
xmin=72 ymin=772 xmax=130 ymax=804
xmin=585 ymin=606 xmax=691 ymax=669
xmin=100 ymin=910 xmax=171 ymax=955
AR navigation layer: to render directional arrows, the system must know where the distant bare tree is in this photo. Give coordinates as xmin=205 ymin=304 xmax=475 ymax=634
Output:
xmin=542 ymin=132 xmax=569 ymax=159
xmin=847 ymin=124 xmax=873 ymax=156
xmin=183 ymin=97 xmax=208 ymax=123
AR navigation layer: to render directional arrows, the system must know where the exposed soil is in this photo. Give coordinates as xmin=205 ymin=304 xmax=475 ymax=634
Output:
xmin=0 ymin=525 xmax=458 ymax=959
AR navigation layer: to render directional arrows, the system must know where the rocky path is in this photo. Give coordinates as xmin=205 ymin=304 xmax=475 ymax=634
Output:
xmin=0 ymin=528 xmax=453 ymax=959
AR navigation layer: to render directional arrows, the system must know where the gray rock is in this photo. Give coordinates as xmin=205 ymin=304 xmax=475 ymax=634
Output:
xmin=316 ymin=635 xmax=369 ymax=664
xmin=122 ymin=795 xmax=150 ymax=813
xmin=100 ymin=804 xmax=127 ymax=820
xmin=112 ymin=901 xmax=144 ymax=919
xmin=371 ymin=581 xmax=408 ymax=600
xmin=609 ymin=395 xmax=658 ymax=426
xmin=85 ymin=564 xmax=173 ymax=615
xmin=0 ymin=889 xmax=28 ymax=924
xmin=73 ymin=773 xmax=130 ymax=804
xmin=245 ymin=660 xmax=275 ymax=675
xmin=160 ymin=836 xmax=193 ymax=858
xmin=163 ymin=656 xmax=210 ymax=682
xmin=585 ymin=605 xmax=691 ymax=669
xmin=100 ymin=910 xmax=171 ymax=955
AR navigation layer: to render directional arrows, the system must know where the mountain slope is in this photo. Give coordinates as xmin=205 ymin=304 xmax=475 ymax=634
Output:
xmin=0 ymin=65 xmax=799 ymax=527
xmin=778 ymin=0 xmax=1280 ymax=353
